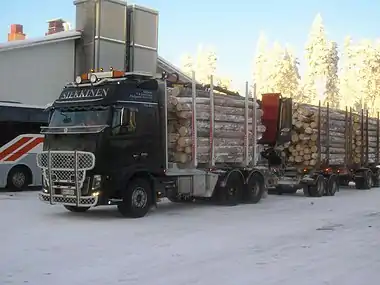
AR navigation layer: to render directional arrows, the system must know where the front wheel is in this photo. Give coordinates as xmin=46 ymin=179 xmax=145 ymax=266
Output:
xmin=118 ymin=178 xmax=152 ymax=218
xmin=64 ymin=205 xmax=90 ymax=212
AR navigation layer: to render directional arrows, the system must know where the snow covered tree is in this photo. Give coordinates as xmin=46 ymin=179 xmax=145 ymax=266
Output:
xmin=324 ymin=41 xmax=339 ymax=107
xmin=180 ymin=53 xmax=194 ymax=77
xmin=339 ymin=36 xmax=358 ymax=109
xmin=304 ymin=13 xmax=329 ymax=105
xmin=181 ymin=45 xmax=218 ymax=85
xmin=266 ymin=42 xmax=300 ymax=98
xmin=215 ymin=76 xmax=232 ymax=89
xmin=253 ymin=32 xmax=270 ymax=97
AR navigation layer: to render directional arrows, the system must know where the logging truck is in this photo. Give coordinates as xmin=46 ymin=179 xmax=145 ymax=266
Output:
xmin=36 ymin=70 xmax=267 ymax=218
xmin=259 ymin=93 xmax=380 ymax=196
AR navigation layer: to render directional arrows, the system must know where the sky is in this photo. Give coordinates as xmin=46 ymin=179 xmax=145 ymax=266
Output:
xmin=1 ymin=0 xmax=379 ymax=91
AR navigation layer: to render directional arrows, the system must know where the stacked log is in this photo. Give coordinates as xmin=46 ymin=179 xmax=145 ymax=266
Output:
xmin=167 ymin=86 xmax=265 ymax=166
xmin=353 ymin=115 xmax=380 ymax=164
xmin=280 ymin=103 xmax=351 ymax=167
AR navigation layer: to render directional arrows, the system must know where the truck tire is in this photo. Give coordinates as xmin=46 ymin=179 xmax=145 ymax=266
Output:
xmin=117 ymin=178 xmax=152 ymax=218
xmin=307 ymin=175 xmax=325 ymax=197
xmin=326 ymin=175 xmax=338 ymax=196
xmin=372 ymin=171 xmax=380 ymax=187
xmin=64 ymin=205 xmax=90 ymax=212
xmin=7 ymin=166 xmax=30 ymax=191
xmin=243 ymin=172 xmax=265 ymax=204
xmin=216 ymin=171 xmax=243 ymax=206
xmin=355 ymin=170 xmax=372 ymax=190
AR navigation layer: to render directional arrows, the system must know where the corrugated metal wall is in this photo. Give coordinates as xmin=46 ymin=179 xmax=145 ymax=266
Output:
xmin=0 ymin=40 xmax=76 ymax=105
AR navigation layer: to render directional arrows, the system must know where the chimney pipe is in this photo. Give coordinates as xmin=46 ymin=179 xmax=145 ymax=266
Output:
xmin=8 ymin=24 xmax=26 ymax=41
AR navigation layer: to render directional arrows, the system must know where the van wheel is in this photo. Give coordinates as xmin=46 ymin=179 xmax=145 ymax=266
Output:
xmin=243 ymin=172 xmax=264 ymax=203
xmin=118 ymin=178 xmax=152 ymax=218
xmin=7 ymin=166 xmax=29 ymax=191
xmin=64 ymin=205 xmax=90 ymax=212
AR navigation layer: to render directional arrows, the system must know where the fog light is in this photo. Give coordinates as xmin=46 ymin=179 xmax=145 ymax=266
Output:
xmin=92 ymin=191 xmax=100 ymax=197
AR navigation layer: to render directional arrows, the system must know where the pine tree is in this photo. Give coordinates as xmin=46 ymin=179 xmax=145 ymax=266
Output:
xmin=180 ymin=53 xmax=194 ymax=77
xmin=253 ymin=32 xmax=270 ymax=97
xmin=304 ymin=13 xmax=329 ymax=105
xmin=339 ymin=36 xmax=357 ymax=109
xmin=324 ymin=41 xmax=339 ymax=107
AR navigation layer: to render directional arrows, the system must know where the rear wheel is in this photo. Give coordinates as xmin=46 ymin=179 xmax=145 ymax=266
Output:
xmin=355 ymin=170 xmax=372 ymax=190
xmin=64 ymin=205 xmax=90 ymax=212
xmin=307 ymin=175 xmax=325 ymax=197
xmin=216 ymin=171 xmax=243 ymax=206
xmin=118 ymin=178 xmax=152 ymax=218
xmin=372 ymin=171 xmax=380 ymax=187
xmin=326 ymin=175 xmax=338 ymax=196
xmin=243 ymin=172 xmax=265 ymax=203
xmin=7 ymin=166 xmax=30 ymax=191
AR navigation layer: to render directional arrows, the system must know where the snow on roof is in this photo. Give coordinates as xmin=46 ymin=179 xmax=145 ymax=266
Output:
xmin=0 ymin=30 xmax=193 ymax=83
xmin=0 ymin=30 xmax=82 ymax=53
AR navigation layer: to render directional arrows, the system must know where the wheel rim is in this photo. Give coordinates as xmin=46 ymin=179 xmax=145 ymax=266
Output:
xmin=228 ymin=187 xmax=237 ymax=199
xmin=12 ymin=172 xmax=26 ymax=188
xmin=131 ymin=187 xmax=148 ymax=208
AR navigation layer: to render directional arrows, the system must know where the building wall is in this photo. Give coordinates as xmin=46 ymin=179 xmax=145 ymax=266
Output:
xmin=0 ymin=40 xmax=76 ymax=106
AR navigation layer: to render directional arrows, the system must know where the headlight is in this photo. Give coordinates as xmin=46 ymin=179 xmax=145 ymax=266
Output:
xmin=92 ymin=175 xmax=102 ymax=190
xmin=90 ymin=74 xmax=98 ymax=83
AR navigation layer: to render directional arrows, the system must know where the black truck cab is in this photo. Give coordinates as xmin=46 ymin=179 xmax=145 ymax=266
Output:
xmin=37 ymin=71 xmax=168 ymax=215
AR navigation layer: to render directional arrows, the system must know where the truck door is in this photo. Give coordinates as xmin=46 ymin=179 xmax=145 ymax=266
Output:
xmin=107 ymin=104 xmax=160 ymax=172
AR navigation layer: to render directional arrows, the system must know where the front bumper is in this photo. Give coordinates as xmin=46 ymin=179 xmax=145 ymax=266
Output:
xmin=38 ymin=192 xmax=98 ymax=207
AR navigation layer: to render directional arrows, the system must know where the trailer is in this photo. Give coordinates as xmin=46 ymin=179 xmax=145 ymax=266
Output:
xmin=257 ymin=94 xmax=380 ymax=197
xmin=36 ymin=70 xmax=267 ymax=218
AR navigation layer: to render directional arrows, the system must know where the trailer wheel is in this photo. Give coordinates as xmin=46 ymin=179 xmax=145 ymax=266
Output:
xmin=372 ymin=171 xmax=380 ymax=187
xmin=307 ymin=175 xmax=325 ymax=197
xmin=118 ymin=178 xmax=152 ymax=218
xmin=355 ymin=170 xmax=372 ymax=190
xmin=7 ymin=166 xmax=30 ymax=191
xmin=64 ymin=205 xmax=90 ymax=212
xmin=326 ymin=175 xmax=338 ymax=196
xmin=217 ymin=171 xmax=243 ymax=206
xmin=243 ymin=172 xmax=265 ymax=204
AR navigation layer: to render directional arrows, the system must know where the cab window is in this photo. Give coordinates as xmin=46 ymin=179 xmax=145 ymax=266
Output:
xmin=112 ymin=107 xmax=137 ymax=135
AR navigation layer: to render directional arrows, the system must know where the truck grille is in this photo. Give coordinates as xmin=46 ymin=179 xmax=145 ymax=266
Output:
xmin=37 ymin=151 xmax=94 ymax=169
xmin=37 ymin=151 xmax=95 ymax=188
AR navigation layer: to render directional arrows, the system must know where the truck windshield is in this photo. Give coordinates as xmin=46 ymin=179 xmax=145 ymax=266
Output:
xmin=49 ymin=109 xmax=109 ymax=127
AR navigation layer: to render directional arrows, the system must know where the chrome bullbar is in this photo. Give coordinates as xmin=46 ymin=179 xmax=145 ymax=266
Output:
xmin=36 ymin=151 xmax=96 ymax=206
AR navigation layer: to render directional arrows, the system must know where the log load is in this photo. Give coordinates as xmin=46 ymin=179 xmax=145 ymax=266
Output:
xmin=352 ymin=116 xmax=380 ymax=164
xmin=167 ymin=86 xmax=265 ymax=166
xmin=279 ymin=103 xmax=356 ymax=167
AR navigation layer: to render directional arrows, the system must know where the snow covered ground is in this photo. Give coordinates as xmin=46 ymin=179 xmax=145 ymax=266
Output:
xmin=1 ymin=188 xmax=380 ymax=285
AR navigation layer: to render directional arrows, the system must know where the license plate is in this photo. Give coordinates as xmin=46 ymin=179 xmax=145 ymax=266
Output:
xmin=61 ymin=189 xmax=75 ymax=196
